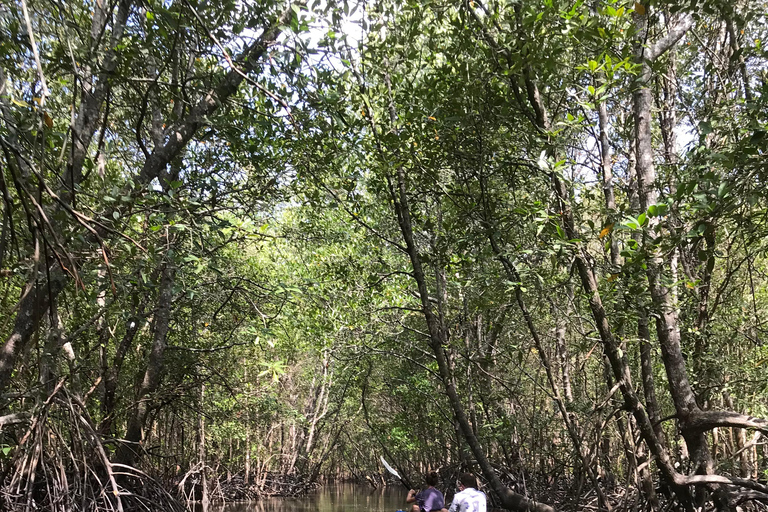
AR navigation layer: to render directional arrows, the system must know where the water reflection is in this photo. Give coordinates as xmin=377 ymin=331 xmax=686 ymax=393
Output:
xmin=200 ymin=484 xmax=407 ymax=512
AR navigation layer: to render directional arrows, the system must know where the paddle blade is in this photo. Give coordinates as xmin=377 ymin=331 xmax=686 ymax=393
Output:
xmin=380 ymin=456 xmax=401 ymax=480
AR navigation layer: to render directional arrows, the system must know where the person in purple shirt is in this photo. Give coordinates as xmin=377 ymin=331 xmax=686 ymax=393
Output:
xmin=406 ymin=472 xmax=445 ymax=512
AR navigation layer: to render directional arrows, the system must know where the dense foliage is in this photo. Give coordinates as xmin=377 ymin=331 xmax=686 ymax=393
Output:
xmin=1 ymin=0 xmax=768 ymax=510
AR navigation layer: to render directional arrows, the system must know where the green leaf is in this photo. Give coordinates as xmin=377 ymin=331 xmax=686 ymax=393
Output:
xmin=647 ymin=204 xmax=665 ymax=217
xmin=622 ymin=217 xmax=640 ymax=230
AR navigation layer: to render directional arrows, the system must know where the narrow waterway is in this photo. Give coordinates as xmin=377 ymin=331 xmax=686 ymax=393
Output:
xmin=203 ymin=484 xmax=410 ymax=512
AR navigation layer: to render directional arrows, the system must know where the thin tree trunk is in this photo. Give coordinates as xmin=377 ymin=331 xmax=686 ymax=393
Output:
xmin=724 ymin=391 xmax=750 ymax=478
xmin=596 ymin=73 xmax=620 ymax=267
xmin=116 ymin=262 xmax=175 ymax=466
xmin=199 ymin=382 xmax=208 ymax=507
xmin=100 ymin=298 xmax=147 ymax=434
xmin=244 ymin=364 xmax=251 ymax=484
xmin=724 ymin=14 xmax=752 ymax=102
xmin=388 ymin=161 xmax=554 ymax=512
xmin=553 ymin=289 xmax=574 ymax=403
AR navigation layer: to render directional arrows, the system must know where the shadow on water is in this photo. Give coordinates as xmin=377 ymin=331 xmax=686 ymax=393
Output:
xmin=195 ymin=484 xmax=408 ymax=512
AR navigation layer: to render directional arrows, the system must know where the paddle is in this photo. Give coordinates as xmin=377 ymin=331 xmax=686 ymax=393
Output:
xmin=380 ymin=456 xmax=412 ymax=490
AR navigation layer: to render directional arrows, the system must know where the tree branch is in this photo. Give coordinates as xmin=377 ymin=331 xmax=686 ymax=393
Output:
xmin=648 ymin=15 xmax=694 ymax=61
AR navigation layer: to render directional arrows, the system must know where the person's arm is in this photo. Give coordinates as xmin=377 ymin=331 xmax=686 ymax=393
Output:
xmin=406 ymin=489 xmax=417 ymax=503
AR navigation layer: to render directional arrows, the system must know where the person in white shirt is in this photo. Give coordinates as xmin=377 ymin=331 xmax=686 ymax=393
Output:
xmin=444 ymin=473 xmax=486 ymax=512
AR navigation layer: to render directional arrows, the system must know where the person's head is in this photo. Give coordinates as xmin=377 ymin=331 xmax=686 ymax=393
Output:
xmin=457 ymin=473 xmax=476 ymax=490
xmin=425 ymin=471 xmax=439 ymax=487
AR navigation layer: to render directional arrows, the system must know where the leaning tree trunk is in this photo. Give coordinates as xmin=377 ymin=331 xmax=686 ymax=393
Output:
xmin=389 ymin=162 xmax=555 ymax=512
xmin=364 ymin=56 xmax=557 ymax=512
xmin=466 ymin=1 xmax=691 ymax=501
xmin=0 ymin=0 xmax=133 ymax=391
xmin=0 ymin=3 xmax=292 ymax=394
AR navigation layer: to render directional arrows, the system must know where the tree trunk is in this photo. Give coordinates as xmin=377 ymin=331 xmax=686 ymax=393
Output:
xmin=389 ymin=161 xmax=554 ymax=512
xmin=199 ymin=382 xmax=208 ymax=507
xmin=100 ymin=300 xmax=146 ymax=434
xmin=0 ymin=4 xmax=290 ymax=394
xmin=632 ymin=6 xmax=715 ymax=484
xmin=596 ymin=73 xmax=620 ymax=267
xmin=553 ymin=289 xmax=574 ymax=404
xmin=116 ymin=262 xmax=175 ymax=466
xmin=0 ymin=0 xmax=133 ymax=391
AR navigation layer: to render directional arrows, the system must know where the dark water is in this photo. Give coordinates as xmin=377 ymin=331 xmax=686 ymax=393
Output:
xmin=203 ymin=484 xmax=409 ymax=512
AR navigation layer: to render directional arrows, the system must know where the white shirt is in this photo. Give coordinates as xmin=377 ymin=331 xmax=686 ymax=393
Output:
xmin=448 ymin=487 xmax=487 ymax=512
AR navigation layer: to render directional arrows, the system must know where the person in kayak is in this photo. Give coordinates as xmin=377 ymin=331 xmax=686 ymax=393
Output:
xmin=406 ymin=471 xmax=444 ymax=512
xmin=444 ymin=473 xmax=486 ymax=512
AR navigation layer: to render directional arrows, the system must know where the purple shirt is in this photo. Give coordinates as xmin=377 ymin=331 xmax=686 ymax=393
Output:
xmin=416 ymin=487 xmax=445 ymax=512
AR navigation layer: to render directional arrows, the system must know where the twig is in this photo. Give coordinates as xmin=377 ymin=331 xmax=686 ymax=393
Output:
xmin=20 ymin=0 xmax=49 ymax=105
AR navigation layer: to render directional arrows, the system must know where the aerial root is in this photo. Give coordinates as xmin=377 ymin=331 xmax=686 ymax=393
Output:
xmin=0 ymin=384 xmax=185 ymax=512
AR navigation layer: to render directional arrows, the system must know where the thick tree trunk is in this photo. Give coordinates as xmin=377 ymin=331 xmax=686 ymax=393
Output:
xmin=39 ymin=296 xmax=66 ymax=392
xmin=631 ymin=7 xmax=715 ymax=484
xmin=0 ymin=268 xmax=67 ymax=389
